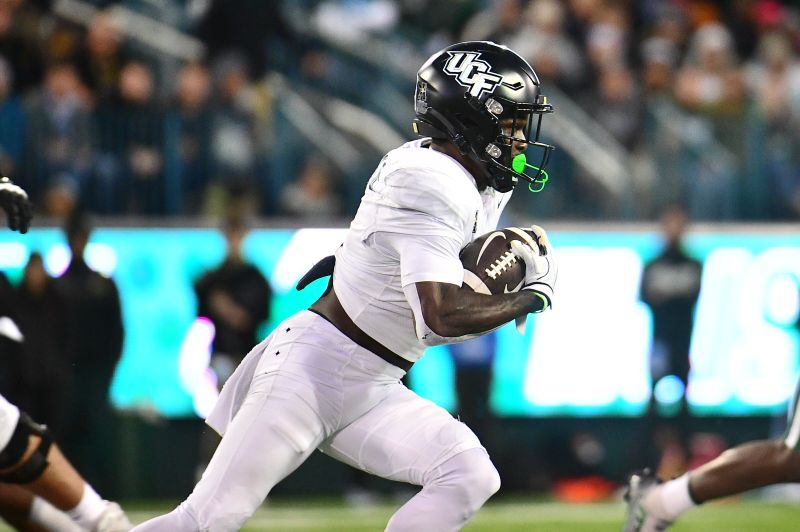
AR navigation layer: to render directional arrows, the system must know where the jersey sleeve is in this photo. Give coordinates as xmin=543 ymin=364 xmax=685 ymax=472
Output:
xmin=378 ymin=165 xmax=478 ymax=239
xmin=378 ymin=231 xmax=463 ymax=287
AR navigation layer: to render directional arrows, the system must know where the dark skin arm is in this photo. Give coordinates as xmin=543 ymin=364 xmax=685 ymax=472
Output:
xmin=415 ymin=281 xmax=545 ymax=338
xmin=688 ymin=439 xmax=800 ymax=503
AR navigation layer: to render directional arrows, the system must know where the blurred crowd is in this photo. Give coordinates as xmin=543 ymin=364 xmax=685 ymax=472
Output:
xmin=0 ymin=0 xmax=799 ymax=221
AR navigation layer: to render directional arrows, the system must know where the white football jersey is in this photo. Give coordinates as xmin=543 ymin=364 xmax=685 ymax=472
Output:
xmin=334 ymin=138 xmax=512 ymax=362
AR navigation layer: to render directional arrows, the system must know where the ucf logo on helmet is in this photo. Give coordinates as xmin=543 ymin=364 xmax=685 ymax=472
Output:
xmin=443 ymin=51 xmax=503 ymax=97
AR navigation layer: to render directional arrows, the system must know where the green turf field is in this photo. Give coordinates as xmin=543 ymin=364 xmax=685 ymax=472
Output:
xmin=3 ymin=497 xmax=789 ymax=531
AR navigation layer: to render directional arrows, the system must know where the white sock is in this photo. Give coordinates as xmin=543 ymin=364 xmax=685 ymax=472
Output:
xmin=30 ymin=496 xmax=83 ymax=532
xmin=66 ymin=482 xmax=107 ymax=529
xmin=654 ymin=473 xmax=697 ymax=521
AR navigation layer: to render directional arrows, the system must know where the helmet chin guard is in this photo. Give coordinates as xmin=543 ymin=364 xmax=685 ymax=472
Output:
xmin=413 ymin=41 xmax=555 ymax=193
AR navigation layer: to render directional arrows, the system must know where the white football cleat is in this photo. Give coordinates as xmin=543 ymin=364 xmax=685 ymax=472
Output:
xmin=622 ymin=469 xmax=673 ymax=532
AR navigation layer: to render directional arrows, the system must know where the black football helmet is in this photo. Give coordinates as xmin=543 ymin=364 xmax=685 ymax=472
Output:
xmin=413 ymin=41 xmax=555 ymax=193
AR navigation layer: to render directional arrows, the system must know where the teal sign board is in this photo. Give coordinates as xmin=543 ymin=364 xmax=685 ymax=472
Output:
xmin=1 ymin=227 xmax=797 ymax=418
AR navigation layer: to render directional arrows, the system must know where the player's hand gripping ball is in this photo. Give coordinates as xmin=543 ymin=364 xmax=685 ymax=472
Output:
xmin=460 ymin=226 xmax=542 ymax=295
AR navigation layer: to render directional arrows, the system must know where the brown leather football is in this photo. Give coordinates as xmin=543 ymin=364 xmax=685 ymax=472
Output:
xmin=460 ymin=227 xmax=540 ymax=295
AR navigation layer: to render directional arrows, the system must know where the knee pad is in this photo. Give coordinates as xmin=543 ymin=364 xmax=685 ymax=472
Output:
xmin=437 ymin=448 xmax=501 ymax=507
xmin=0 ymin=412 xmax=53 ymax=484
xmin=460 ymin=452 xmax=501 ymax=501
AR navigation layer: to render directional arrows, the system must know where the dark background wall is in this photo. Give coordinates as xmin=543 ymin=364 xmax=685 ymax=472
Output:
xmin=107 ymin=414 xmax=782 ymax=501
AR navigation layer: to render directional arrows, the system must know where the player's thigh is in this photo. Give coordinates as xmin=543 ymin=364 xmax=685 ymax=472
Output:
xmin=0 ymin=483 xmax=34 ymax=530
xmin=319 ymin=383 xmax=483 ymax=486
xmin=187 ymin=371 xmax=328 ymax=528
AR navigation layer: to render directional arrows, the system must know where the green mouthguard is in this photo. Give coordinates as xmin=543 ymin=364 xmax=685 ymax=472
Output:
xmin=512 ymin=153 xmax=526 ymax=173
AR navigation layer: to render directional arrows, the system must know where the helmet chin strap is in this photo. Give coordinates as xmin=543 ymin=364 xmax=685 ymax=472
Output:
xmin=486 ymin=162 xmax=515 ymax=193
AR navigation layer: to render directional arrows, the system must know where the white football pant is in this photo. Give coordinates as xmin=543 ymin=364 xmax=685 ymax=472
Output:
xmin=132 ymin=311 xmax=499 ymax=531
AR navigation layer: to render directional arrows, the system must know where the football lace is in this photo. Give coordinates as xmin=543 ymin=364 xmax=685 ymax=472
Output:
xmin=484 ymin=250 xmax=518 ymax=280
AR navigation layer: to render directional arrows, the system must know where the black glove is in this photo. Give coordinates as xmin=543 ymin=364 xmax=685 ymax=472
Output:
xmin=0 ymin=177 xmax=33 ymax=233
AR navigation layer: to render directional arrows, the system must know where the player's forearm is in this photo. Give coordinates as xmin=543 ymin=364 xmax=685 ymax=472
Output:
xmin=418 ymin=282 xmax=543 ymax=337
xmin=689 ymin=440 xmax=800 ymax=503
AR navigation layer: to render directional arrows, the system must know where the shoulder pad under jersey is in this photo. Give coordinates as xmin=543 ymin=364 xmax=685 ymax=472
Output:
xmin=379 ymin=145 xmax=481 ymax=231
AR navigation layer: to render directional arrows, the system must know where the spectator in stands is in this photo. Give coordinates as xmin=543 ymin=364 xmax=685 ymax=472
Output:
xmin=206 ymin=53 xmax=260 ymax=214
xmin=461 ymin=0 xmax=526 ymax=44
xmin=672 ymin=22 xmax=743 ymax=220
xmin=584 ymin=3 xmax=630 ymax=71
xmin=724 ymin=0 xmax=764 ymax=61
xmin=279 ymin=156 xmax=343 ymax=219
xmin=646 ymin=3 xmax=690 ymax=58
xmin=508 ymin=0 xmax=586 ymax=95
xmin=0 ymin=55 xmax=24 ymax=179
xmin=0 ymin=0 xmax=44 ymax=95
xmin=311 ymin=0 xmax=400 ymax=46
xmin=56 ymin=212 xmax=124 ymax=495
xmin=746 ymin=32 xmax=800 ymax=126
xmin=641 ymin=37 xmax=678 ymax=98
xmin=675 ymin=22 xmax=745 ymax=115
xmin=396 ymin=0 xmax=480 ymax=53
xmin=23 ymin=61 xmax=93 ymax=207
xmin=589 ymin=64 xmax=642 ymax=150
xmin=74 ymin=10 xmax=130 ymax=105
xmin=93 ymin=61 xmax=165 ymax=214
xmin=13 ymin=252 xmax=69 ymax=436
xmin=745 ymin=31 xmax=800 ymax=219
xmin=0 ymin=0 xmax=795 ymax=223
xmin=563 ymin=0 xmax=603 ymax=48
xmin=165 ymin=62 xmax=214 ymax=214
xmin=194 ymin=0 xmax=296 ymax=78
xmin=638 ymin=36 xmax=681 ymax=217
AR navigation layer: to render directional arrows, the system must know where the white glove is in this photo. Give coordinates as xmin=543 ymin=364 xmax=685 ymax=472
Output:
xmin=510 ymin=240 xmax=557 ymax=306
xmin=510 ymin=225 xmax=557 ymax=311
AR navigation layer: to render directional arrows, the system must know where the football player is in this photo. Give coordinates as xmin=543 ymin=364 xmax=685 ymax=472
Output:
xmin=133 ymin=41 xmax=558 ymax=531
xmin=0 ymin=176 xmax=132 ymax=531
xmin=623 ymin=378 xmax=800 ymax=532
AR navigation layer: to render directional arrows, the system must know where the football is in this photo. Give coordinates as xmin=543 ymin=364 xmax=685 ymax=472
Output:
xmin=460 ymin=227 xmax=541 ymax=295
